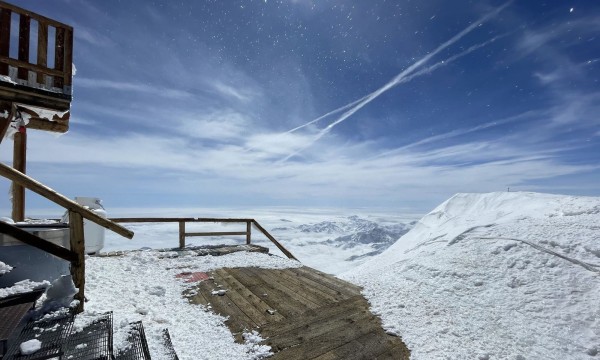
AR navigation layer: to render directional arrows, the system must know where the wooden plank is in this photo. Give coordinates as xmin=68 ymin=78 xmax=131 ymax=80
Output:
xmin=252 ymin=220 xmax=298 ymax=260
xmin=36 ymin=21 xmax=48 ymax=86
xmin=245 ymin=268 xmax=322 ymax=310
xmin=12 ymin=129 xmax=26 ymax=221
xmin=267 ymin=308 xmax=375 ymax=357
xmin=0 ymin=101 xmax=13 ymax=141
xmin=290 ymin=267 xmax=362 ymax=296
xmin=270 ymin=268 xmax=342 ymax=304
xmin=373 ymin=344 xmax=411 ymax=360
xmin=63 ymin=28 xmax=73 ymax=87
xmin=0 ymin=221 xmax=77 ymax=262
xmin=196 ymin=276 xmax=258 ymax=337
xmin=110 ymin=217 xmax=254 ymax=223
xmin=282 ymin=268 xmax=351 ymax=302
xmin=185 ymin=231 xmax=247 ymax=237
xmin=228 ymin=268 xmax=310 ymax=318
xmin=260 ymin=295 xmax=366 ymax=338
xmin=178 ymin=221 xmax=185 ymax=249
xmin=53 ymin=27 xmax=65 ymax=88
xmin=0 ymin=56 xmax=65 ymax=77
xmin=0 ymin=1 xmax=73 ymax=30
xmin=216 ymin=268 xmax=285 ymax=323
xmin=212 ymin=270 xmax=271 ymax=326
xmin=17 ymin=14 xmax=30 ymax=80
xmin=246 ymin=221 xmax=251 ymax=244
xmin=0 ymin=162 xmax=134 ymax=239
xmin=0 ymin=8 xmax=10 ymax=75
xmin=0 ymin=84 xmax=71 ymax=112
xmin=69 ymin=210 xmax=85 ymax=313
xmin=316 ymin=331 xmax=401 ymax=360
xmin=26 ymin=117 xmax=69 ymax=133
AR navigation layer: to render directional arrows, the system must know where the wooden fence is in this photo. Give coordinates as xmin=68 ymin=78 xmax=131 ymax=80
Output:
xmin=0 ymin=162 xmax=134 ymax=313
xmin=109 ymin=217 xmax=298 ymax=261
xmin=0 ymin=0 xmax=73 ymax=110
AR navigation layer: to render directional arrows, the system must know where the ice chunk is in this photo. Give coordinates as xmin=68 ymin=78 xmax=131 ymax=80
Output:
xmin=20 ymin=339 xmax=42 ymax=355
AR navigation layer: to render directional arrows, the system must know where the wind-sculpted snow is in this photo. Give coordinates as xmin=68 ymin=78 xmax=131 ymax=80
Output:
xmin=341 ymin=192 xmax=600 ymax=359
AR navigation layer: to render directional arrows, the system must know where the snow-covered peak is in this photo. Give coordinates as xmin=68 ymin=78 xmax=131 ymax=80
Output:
xmin=351 ymin=191 xmax=599 ymax=275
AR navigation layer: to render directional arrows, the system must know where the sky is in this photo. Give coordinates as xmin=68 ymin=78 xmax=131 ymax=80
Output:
xmin=1 ymin=0 xmax=599 ymax=215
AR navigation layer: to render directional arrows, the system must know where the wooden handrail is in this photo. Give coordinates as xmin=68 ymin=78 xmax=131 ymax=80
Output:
xmin=0 ymin=1 xmax=72 ymax=30
xmin=0 ymin=221 xmax=77 ymax=262
xmin=110 ymin=217 xmax=298 ymax=260
xmin=0 ymin=162 xmax=134 ymax=239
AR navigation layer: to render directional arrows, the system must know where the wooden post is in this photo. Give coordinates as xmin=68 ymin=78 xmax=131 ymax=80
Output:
xmin=178 ymin=221 xmax=185 ymax=249
xmin=12 ymin=126 xmax=26 ymax=221
xmin=246 ymin=221 xmax=251 ymax=245
xmin=69 ymin=210 xmax=85 ymax=313
xmin=0 ymin=101 xmax=14 ymax=142
xmin=0 ymin=8 xmax=10 ymax=76
xmin=37 ymin=21 xmax=48 ymax=86
xmin=17 ymin=14 xmax=30 ymax=81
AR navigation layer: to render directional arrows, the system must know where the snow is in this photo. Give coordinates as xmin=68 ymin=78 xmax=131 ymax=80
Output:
xmin=82 ymin=250 xmax=300 ymax=359
xmin=19 ymin=339 xmax=42 ymax=355
xmin=0 ymin=279 xmax=50 ymax=299
xmin=341 ymin=192 xmax=600 ymax=360
xmin=0 ymin=260 xmax=13 ymax=275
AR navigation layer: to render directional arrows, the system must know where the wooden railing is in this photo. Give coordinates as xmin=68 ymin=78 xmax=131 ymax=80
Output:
xmin=0 ymin=162 xmax=134 ymax=312
xmin=0 ymin=1 xmax=73 ymax=99
xmin=110 ymin=217 xmax=298 ymax=261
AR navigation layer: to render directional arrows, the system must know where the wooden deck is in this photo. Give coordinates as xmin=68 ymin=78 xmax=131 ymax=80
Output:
xmin=187 ymin=266 xmax=410 ymax=359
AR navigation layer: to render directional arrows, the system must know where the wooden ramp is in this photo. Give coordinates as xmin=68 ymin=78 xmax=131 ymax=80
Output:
xmin=187 ymin=266 xmax=410 ymax=360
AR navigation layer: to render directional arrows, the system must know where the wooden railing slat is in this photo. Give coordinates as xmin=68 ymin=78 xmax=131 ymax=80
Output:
xmin=0 ymin=1 xmax=72 ymax=31
xmin=0 ymin=221 xmax=77 ymax=262
xmin=37 ymin=21 xmax=48 ymax=86
xmin=0 ymin=8 xmax=10 ymax=75
xmin=17 ymin=14 xmax=30 ymax=80
xmin=0 ymin=56 xmax=65 ymax=77
xmin=53 ymin=27 xmax=65 ymax=88
xmin=64 ymin=28 xmax=73 ymax=87
xmin=69 ymin=210 xmax=85 ymax=313
xmin=0 ymin=162 xmax=134 ymax=239
xmin=252 ymin=220 xmax=298 ymax=261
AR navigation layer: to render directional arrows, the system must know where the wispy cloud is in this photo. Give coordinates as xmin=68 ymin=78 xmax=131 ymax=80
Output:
xmin=76 ymin=78 xmax=193 ymax=100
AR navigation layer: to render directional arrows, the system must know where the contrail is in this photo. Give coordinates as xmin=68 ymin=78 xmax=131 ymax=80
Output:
xmin=280 ymin=1 xmax=513 ymax=161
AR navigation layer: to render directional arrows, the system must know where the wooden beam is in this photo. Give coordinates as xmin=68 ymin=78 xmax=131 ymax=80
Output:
xmin=64 ymin=28 xmax=73 ymax=87
xmin=110 ymin=217 xmax=254 ymax=223
xmin=185 ymin=231 xmax=248 ymax=237
xmin=12 ymin=128 xmax=26 ymax=221
xmin=69 ymin=210 xmax=85 ymax=313
xmin=53 ymin=27 xmax=65 ymax=89
xmin=0 ymin=221 xmax=77 ymax=262
xmin=0 ymin=1 xmax=73 ymax=31
xmin=27 ymin=116 xmax=69 ymax=133
xmin=0 ymin=162 xmax=134 ymax=239
xmin=37 ymin=22 xmax=48 ymax=86
xmin=0 ymin=100 xmax=13 ymax=141
xmin=0 ymin=83 xmax=71 ymax=112
xmin=0 ymin=56 xmax=67 ymax=77
xmin=246 ymin=221 xmax=251 ymax=244
xmin=0 ymin=8 xmax=10 ymax=76
xmin=17 ymin=14 xmax=30 ymax=81
xmin=178 ymin=221 xmax=185 ymax=249
xmin=252 ymin=220 xmax=298 ymax=261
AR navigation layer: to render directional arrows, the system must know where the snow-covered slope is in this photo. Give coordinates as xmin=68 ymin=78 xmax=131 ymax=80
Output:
xmin=341 ymin=192 xmax=600 ymax=360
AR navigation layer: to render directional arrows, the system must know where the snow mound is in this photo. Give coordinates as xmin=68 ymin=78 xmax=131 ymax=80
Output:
xmin=0 ymin=261 xmax=13 ymax=275
xmin=341 ymin=192 xmax=600 ymax=360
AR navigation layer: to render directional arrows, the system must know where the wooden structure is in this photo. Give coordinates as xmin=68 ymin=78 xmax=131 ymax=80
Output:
xmin=109 ymin=217 xmax=298 ymax=260
xmin=0 ymin=0 xmax=73 ymax=221
xmin=189 ymin=266 xmax=410 ymax=359
xmin=0 ymin=162 xmax=133 ymax=313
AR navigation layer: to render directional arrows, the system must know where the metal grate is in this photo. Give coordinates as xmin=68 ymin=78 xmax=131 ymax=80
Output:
xmin=160 ymin=329 xmax=179 ymax=360
xmin=62 ymin=312 xmax=113 ymax=360
xmin=3 ymin=309 xmax=74 ymax=360
xmin=114 ymin=322 xmax=151 ymax=360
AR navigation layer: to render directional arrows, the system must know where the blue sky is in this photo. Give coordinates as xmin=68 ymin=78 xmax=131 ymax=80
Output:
xmin=1 ymin=0 xmax=599 ymax=214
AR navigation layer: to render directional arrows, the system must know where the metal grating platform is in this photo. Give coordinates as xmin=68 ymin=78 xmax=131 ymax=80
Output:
xmin=63 ymin=312 xmax=113 ymax=360
xmin=114 ymin=322 xmax=151 ymax=360
xmin=160 ymin=329 xmax=179 ymax=360
xmin=3 ymin=309 xmax=74 ymax=360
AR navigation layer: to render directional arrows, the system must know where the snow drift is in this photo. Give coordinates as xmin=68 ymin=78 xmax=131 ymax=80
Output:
xmin=341 ymin=192 xmax=600 ymax=359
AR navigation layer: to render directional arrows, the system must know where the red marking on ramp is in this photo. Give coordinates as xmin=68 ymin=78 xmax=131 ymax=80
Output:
xmin=175 ymin=272 xmax=210 ymax=283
